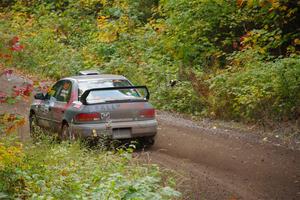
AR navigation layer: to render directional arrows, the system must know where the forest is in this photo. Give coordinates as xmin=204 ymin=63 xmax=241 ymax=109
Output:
xmin=1 ymin=0 xmax=299 ymax=123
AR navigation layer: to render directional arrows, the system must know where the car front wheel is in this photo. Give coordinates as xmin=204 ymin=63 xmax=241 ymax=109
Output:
xmin=29 ymin=114 xmax=38 ymax=135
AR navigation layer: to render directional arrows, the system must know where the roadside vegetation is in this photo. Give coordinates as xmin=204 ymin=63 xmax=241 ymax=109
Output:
xmin=0 ymin=133 xmax=179 ymax=199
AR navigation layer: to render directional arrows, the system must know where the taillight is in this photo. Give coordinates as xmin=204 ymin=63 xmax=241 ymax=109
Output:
xmin=140 ymin=108 xmax=155 ymax=118
xmin=75 ymin=113 xmax=101 ymax=122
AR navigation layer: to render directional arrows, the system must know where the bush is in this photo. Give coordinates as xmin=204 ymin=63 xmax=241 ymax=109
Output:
xmin=209 ymin=52 xmax=300 ymax=122
xmin=153 ymin=81 xmax=203 ymax=115
xmin=0 ymin=136 xmax=180 ymax=199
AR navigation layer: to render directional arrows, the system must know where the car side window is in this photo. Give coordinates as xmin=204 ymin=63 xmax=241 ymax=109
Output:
xmin=45 ymin=81 xmax=64 ymax=101
xmin=112 ymin=80 xmax=132 ymax=87
xmin=55 ymin=81 xmax=72 ymax=102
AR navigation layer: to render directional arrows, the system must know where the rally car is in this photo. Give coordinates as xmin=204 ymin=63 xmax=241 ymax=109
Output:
xmin=29 ymin=74 xmax=157 ymax=145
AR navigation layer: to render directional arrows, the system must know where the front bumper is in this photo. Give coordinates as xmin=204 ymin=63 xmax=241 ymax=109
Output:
xmin=70 ymin=119 xmax=157 ymax=139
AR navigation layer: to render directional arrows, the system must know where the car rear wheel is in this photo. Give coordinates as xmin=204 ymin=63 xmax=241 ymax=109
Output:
xmin=140 ymin=136 xmax=155 ymax=147
xmin=60 ymin=123 xmax=75 ymax=141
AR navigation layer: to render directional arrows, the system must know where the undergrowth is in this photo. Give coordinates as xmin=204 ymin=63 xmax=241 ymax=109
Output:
xmin=0 ymin=134 xmax=180 ymax=199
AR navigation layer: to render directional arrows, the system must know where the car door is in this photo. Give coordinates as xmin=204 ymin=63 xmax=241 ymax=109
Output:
xmin=36 ymin=81 xmax=64 ymax=129
xmin=49 ymin=80 xmax=73 ymax=132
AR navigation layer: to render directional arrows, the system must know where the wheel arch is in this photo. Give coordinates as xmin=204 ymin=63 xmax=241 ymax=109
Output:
xmin=29 ymin=109 xmax=35 ymax=117
xmin=62 ymin=119 xmax=69 ymax=127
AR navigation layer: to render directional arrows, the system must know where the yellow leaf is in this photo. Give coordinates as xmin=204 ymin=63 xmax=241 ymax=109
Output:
xmin=294 ymin=38 xmax=300 ymax=45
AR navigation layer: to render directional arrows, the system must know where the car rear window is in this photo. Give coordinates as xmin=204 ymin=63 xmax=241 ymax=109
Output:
xmin=85 ymin=88 xmax=146 ymax=104
xmin=78 ymin=79 xmax=131 ymax=97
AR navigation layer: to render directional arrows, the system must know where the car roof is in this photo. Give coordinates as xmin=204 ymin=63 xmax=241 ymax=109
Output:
xmin=65 ymin=74 xmax=128 ymax=82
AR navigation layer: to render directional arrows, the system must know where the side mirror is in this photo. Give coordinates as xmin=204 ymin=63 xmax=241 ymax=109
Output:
xmin=34 ymin=93 xmax=45 ymax=100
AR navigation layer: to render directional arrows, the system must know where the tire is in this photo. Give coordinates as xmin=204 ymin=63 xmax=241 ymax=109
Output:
xmin=29 ymin=114 xmax=38 ymax=136
xmin=141 ymin=136 xmax=155 ymax=147
xmin=60 ymin=123 xmax=75 ymax=141
xmin=145 ymin=136 xmax=155 ymax=146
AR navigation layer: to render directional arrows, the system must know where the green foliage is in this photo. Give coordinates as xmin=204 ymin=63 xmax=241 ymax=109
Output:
xmin=159 ymin=0 xmax=239 ymax=65
xmin=210 ymin=51 xmax=300 ymax=121
xmin=0 ymin=136 xmax=180 ymax=199
xmin=153 ymin=81 xmax=203 ymax=114
xmin=1 ymin=0 xmax=299 ymax=122
xmin=239 ymin=0 xmax=300 ymax=55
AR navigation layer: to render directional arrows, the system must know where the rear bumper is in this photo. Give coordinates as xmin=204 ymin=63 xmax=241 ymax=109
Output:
xmin=70 ymin=119 xmax=157 ymax=139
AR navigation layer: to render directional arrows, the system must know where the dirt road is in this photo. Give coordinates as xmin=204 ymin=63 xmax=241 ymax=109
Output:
xmin=143 ymin=113 xmax=300 ymax=199
xmin=1 ymin=72 xmax=299 ymax=200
